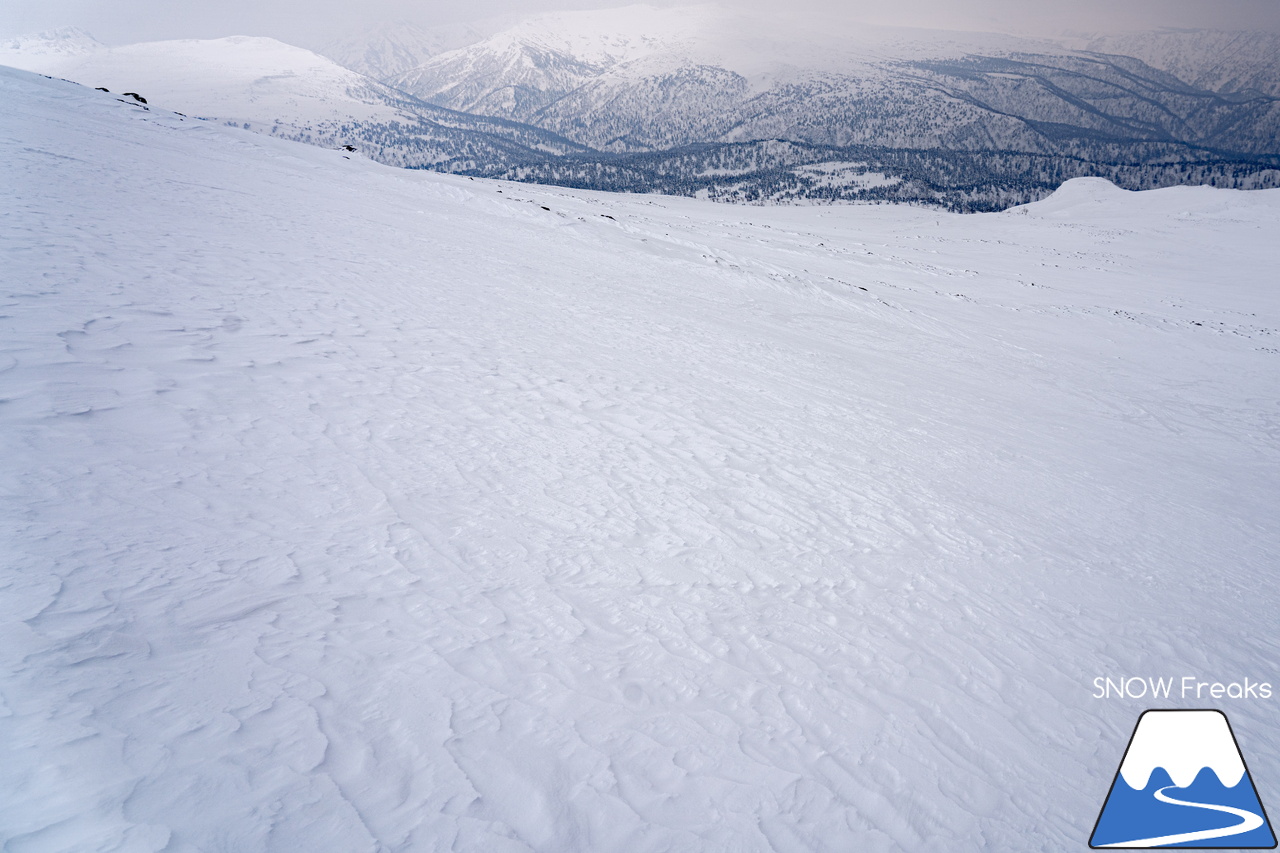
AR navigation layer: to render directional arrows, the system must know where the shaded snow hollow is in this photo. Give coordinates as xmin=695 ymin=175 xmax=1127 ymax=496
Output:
xmin=2 ymin=66 xmax=1279 ymax=852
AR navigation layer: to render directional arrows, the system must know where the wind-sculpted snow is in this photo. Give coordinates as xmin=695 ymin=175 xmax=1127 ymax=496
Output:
xmin=3 ymin=67 xmax=1280 ymax=852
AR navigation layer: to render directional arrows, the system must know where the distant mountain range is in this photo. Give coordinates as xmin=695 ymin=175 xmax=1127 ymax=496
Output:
xmin=5 ymin=8 xmax=1279 ymax=210
xmin=326 ymin=7 xmax=1280 ymax=207
xmin=382 ymin=8 xmax=1280 ymax=157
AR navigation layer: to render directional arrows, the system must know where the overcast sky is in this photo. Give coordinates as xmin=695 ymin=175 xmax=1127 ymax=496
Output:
xmin=4 ymin=0 xmax=1279 ymax=46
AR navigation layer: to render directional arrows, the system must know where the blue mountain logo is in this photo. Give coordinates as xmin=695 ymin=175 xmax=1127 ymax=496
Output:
xmin=1091 ymin=710 xmax=1276 ymax=848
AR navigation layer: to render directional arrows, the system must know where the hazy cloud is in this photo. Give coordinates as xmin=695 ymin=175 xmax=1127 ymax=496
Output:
xmin=3 ymin=0 xmax=1279 ymax=47
xmin=753 ymin=0 xmax=1280 ymax=35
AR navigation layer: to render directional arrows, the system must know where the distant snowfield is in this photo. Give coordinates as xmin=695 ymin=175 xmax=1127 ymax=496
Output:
xmin=3 ymin=66 xmax=1279 ymax=852
xmin=0 ymin=34 xmax=419 ymax=125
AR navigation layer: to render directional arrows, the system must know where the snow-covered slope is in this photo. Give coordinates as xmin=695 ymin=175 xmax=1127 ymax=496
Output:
xmin=4 ymin=66 xmax=1280 ymax=852
xmin=6 ymin=34 xmax=420 ymax=123
xmin=1 ymin=33 xmax=589 ymax=168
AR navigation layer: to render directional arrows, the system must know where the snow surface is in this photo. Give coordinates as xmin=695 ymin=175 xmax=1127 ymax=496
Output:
xmin=3 ymin=65 xmax=1280 ymax=852
xmin=1118 ymin=711 xmax=1245 ymax=790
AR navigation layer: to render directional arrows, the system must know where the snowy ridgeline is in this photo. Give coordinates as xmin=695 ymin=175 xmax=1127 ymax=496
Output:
xmin=5 ymin=23 xmax=1280 ymax=211
xmin=3 ymin=66 xmax=1280 ymax=852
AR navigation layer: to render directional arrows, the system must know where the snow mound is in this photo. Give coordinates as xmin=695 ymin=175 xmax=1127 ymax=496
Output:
xmin=1016 ymin=176 xmax=1127 ymax=211
xmin=1015 ymin=176 xmax=1279 ymax=222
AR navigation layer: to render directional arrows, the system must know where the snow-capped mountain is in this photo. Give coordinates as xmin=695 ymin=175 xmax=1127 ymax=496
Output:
xmin=388 ymin=6 xmax=1280 ymax=157
xmin=317 ymin=19 xmax=508 ymax=81
xmin=1 ymin=32 xmax=589 ymax=170
xmin=0 ymin=26 xmax=103 ymax=59
xmin=6 ymin=62 xmax=1280 ymax=852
